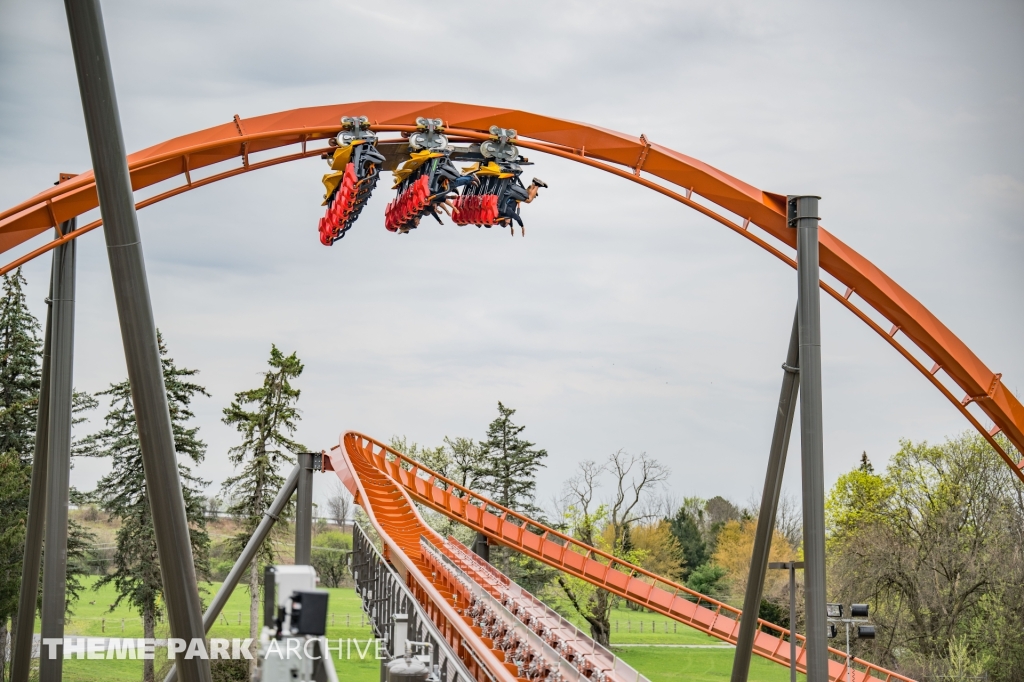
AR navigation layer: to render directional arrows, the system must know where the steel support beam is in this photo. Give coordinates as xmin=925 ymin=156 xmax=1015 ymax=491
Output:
xmin=792 ymin=195 xmax=828 ymax=681
xmin=789 ymin=564 xmax=799 ymax=682
xmin=164 ymin=465 xmax=300 ymax=682
xmin=63 ymin=2 xmax=210 ymax=680
xmin=472 ymin=532 xmax=490 ymax=562
xmin=9 ymin=231 xmax=62 ymax=682
xmin=731 ymin=310 xmax=800 ymax=682
xmin=38 ymin=221 xmax=77 ymax=681
xmin=295 ymin=452 xmax=314 ymax=565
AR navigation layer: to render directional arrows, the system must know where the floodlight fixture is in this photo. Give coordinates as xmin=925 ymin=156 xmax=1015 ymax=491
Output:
xmin=857 ymin=625 xmax=876 ymax=640
xmin=827 ymin=623 xmax=838 ymax=639
xmin=827 ymin=603 xmax=844 ymax=619
xmin=851 ymin=603 xmax=869 ymax=618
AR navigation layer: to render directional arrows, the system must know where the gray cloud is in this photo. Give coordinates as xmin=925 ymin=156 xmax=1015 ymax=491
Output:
xmin=1 ymin=0 xmax=1021 ymax=511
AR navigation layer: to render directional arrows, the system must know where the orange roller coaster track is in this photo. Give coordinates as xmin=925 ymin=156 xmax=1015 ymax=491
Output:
xmin=0 ymin=101 xmax=1019 ymax=481
xmin=330 ymin=431 xmax=916 ymax=682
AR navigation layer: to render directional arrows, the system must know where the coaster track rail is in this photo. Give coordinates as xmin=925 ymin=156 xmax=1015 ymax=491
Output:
xmin=1 ymin=102 xmax=1019 ymax=481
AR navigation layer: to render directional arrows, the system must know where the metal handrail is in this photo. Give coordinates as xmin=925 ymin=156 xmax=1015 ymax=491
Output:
xmin=352 ymin=522 xmax=482 ymax=682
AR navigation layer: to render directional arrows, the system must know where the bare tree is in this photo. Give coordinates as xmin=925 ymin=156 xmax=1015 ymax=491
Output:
xmin=643 ymin=490 xmax=681 ymax=522
xmin=206 ymin=495 xmax=222 ymax=521
xmin=746 ymin=489 xmax=802 ymax=548
xmin=554 ymin=450 xmax=669 ymax=646
xmin=606 ymin=451 xmax=670 ymax=544
xmin=773 ymin=492 xmax=802 ymax=548
xmin=326 ymin=480 xmax=351 ymax=528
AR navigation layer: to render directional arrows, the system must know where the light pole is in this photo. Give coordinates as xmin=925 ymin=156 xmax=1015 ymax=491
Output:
xmin=827 ymin=603 xmax=875 ymax=682
xmin=769 ymin=561 xmax=804 ymax=682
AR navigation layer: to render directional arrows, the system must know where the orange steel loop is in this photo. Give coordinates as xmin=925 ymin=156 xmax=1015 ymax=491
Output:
xmin=332 ymin=431 xmax=918 ymax=682
xmin=0 ymin=101 xmax=1020 ymax=480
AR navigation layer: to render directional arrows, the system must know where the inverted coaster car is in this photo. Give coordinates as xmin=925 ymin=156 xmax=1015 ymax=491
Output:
xmin=318 ymin=116 xmax=385 ymax=245
xmin=449 ymin=127 xmax=546 ymax=236
xmin=384 ymin=118 xmax=473 ymax=233
xmin=314 ymin=119 xmax=548 ymax=244
xmin=451 ymin=161 xmax=546 ymax=235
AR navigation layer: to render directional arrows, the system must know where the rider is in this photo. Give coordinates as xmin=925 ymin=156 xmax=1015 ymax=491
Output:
xmin=497 ymin=174 xmax=548 ymax=235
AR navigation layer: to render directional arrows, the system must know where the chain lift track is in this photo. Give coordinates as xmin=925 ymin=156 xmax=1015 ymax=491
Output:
xmin=328 ymin=431 xmax=918 ymax=682
xmin=1 ymin=102 xmax=1018 ymax=479
xmin=420 ymin=534 xmax=654 ymax=682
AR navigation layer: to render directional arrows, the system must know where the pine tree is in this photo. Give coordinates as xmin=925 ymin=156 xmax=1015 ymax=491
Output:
xmin=475 ymin=402 xmax=548 ymax=512
xmin=82 ymin=333 xmax=210 ymax=682
xmin=0 ymin=269 xmax=40 ymax=682
xmin=0 ymin=269 xmax=98 ymax=682
xmin=859 ymin=451 xmax=874 ymax=473
xmin=668 ymin=506 xmax=708 ymax=581
xmin=0 ymin=449 xmax=29 ymax=682
xmin=473 ymin=403 xmax=548 ymax=581
xmin=0 ymin=269 xmax=42 ymax=461
xmin=221 ymin=345 xmax=306 ymax=671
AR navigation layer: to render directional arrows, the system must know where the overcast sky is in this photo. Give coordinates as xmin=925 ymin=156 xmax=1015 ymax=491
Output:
xmin=1 ymin=0 xmax=1021 ymax=516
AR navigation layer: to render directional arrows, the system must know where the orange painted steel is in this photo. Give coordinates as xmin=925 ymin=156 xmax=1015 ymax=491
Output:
xmin=326 ymin=433 xmax=519 ymax=682
xmin=333 ymin=431 xmax=916 ymax=682
xmin=0 ymin=101 xmax=1019 ymax=479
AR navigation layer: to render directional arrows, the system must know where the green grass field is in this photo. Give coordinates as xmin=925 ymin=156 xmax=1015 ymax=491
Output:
xmin=31 ymin=577 xmax=801 ymax=682
xmin=27 ymin=576 xmax=379 ymax=682
xmin=613 ymin=647 xmax=804 ymax=682
xmin=558 ymin=605 xmax=723 ymax=645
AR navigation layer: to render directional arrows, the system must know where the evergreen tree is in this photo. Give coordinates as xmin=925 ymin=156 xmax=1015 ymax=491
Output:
xmin=668 ymin=506 xmax=708 ymax=581
xmin=0 ymin=268 xmax=40 ymax=682
xmin=685 ymin=562 xmax=727 ymax=597
xmin=0 ymin=449 xmax=29 ymax=682
xmin=221 ymin=345 xmax=306 ymax=670
xmin=473 ymin=403 xmax=548 ymax=583
xmin=0 ymin=268 xmax=42 ymax=461
xmin=0 ymin=269 xmax=94 ymax=681
xmin=475 ymin=402 xmax=547 ymax=512
xmin=859 ymin=451 xmax=874 ymax=473
xmin=81 ymin=333 xmax=210 ymax=682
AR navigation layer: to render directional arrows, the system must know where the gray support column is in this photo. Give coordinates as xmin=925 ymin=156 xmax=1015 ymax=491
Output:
xmin=63 ymin=2 xmax=211 ymax=681
xmin=38 ymin=222 xmax=77 ymax=681
xmin=472 ymin=532 xmax=489 ymax=562
xmin=791 ymin=195 xmax=827 ymax=681
xmin=788 ymin=563 xmax=800 ymax=682
xmin=295 ymin=452 xmax=314 ymax=565
xmin=9 ymin=234 xmax=61 ymax=682
xmin=731 ymin=310 xmax=800 ymax=682
xmin=164 ymin=465 xmax=300 ymax=682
